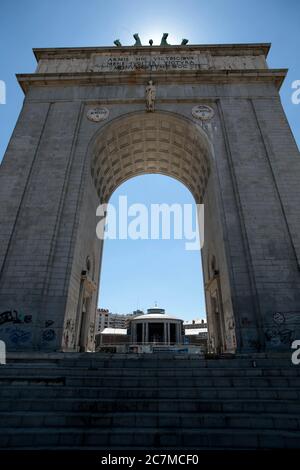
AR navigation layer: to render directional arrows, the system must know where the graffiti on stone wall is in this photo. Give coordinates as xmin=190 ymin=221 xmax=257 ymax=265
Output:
xmin=42 ymin=329 xmax=56 ymax=342
xmin=264 ymin=312 xmax=294 ymax=347
xmin=0 ymin=310 xmax=33 ymax=346
xmin=0 ymin=309 xmax=32 ymax=326
xmin=7 ymin=327 xmax=32 ymax=345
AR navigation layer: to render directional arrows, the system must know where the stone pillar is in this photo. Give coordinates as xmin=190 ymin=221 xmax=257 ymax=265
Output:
xmin=132 ymin=323 xmax=136 ymax=343
xmin=142 ymin=323 xmax=145 ymax=344
xmin=164 ymin=323 xmax=167 ymax=344
xmin=145 ymin=323 xmax=149 ymax=343
xmin=176 ymin=324 xmax=180 ymax=344
xmin=167 ymin=323 xmax=170 ymax=345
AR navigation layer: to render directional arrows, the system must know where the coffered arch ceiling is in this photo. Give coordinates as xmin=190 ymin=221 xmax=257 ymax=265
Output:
xmin=90 ymin=112 xmax=212 ymax=203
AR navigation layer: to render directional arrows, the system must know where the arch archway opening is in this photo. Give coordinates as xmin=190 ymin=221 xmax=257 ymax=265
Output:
xmin=71 ymin=111 xmax=236 ymax=355
xmin=98 ymin=173 xmax=207 ymax=328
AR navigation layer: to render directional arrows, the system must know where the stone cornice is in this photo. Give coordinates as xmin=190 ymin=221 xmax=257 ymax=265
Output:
xmin=32 ymin=43 xmax=271 ymax=61
xmin=17 ymin=69 xmax=287 ymax=94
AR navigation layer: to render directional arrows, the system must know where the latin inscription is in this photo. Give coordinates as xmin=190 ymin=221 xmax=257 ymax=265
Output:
xmin=89 ymin=54 xmax=210 ymax=72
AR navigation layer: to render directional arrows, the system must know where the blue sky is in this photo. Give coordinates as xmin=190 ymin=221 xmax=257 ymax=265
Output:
xmin=0 ymin=0 xmax=299 ymax=320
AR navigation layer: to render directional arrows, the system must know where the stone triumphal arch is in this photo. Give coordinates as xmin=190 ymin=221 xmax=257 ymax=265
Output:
xmin=0 ymin=41 xmax=300 ymax=354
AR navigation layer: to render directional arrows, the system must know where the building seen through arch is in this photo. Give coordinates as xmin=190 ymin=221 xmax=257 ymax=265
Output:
xmin=95 ymin=307 xmax=208 ymax=354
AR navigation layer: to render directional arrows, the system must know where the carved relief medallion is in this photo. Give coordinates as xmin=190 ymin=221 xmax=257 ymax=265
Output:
xmin=87 ymin=107 xmax=109 ymax=122
xmin=192 ymin=105 xmax=214 ymax=121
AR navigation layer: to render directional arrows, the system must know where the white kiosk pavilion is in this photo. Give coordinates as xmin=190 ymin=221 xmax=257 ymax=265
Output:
xmin=130 ymin=308 xmax=183 ymax=345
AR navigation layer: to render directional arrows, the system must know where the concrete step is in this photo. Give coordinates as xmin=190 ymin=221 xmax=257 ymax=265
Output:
xmin=5 ymin=353 xmax=295 ymax=369
xmin=1 ymin=354 xmax=299 ymax=450
xmin=0 ymin=385 xmax=299 ymax=400
xmin=0 ymin=411 xmax=299 ymax=431
xmin=65 ymin=376 xmax=300 ymax=388
xmin=1 ymin=365 xmax=299 ymax=377
xmin=0 ymin=426 xmax=299 ymax=449
xmin=0 ymin=374 xmax=298 ymax=388
xmin=0 ymin=397 xmax=299 ymax=413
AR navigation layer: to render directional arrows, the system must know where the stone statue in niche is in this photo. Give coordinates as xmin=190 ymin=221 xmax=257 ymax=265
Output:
xmin=145 ymin=80 xmax=156 ymax=112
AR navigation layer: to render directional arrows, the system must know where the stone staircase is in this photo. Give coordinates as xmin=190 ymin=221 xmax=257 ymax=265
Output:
xmin=0 ymin=353 xmax=300 ymax=450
